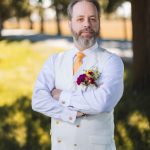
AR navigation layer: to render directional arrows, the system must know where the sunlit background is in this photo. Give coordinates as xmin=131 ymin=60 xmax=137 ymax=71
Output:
xmin=0 ymin=0 xmax=149 ymax=150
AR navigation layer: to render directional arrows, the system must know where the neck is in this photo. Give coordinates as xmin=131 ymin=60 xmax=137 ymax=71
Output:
xmin=74 ymin=41 xmax=96 ymax=51
xmin=75 ymin=44 xmax=88 ymax=51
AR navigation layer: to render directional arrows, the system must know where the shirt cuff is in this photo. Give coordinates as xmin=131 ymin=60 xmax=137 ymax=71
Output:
xmin=61 ymin=108 xmax=77 ymax=123
xmin=59 ymin=91 xmax=72 ymax=106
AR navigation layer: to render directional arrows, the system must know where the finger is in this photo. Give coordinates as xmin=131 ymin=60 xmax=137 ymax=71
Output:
xmin=51 ymin=90 xmax=56 ymax=96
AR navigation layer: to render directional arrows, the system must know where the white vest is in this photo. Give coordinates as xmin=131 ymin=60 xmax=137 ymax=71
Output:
xmin=51 ymin=47 xmax=116 ymax=150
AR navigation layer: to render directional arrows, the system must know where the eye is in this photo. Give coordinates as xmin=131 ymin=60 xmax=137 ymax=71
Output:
xmin=90 ymin=18 xmax=96 ymax=22
xmin=77 ymin=18 xmax=84 ymax=22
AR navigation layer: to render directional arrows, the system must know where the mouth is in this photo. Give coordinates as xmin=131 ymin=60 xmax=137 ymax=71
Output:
xmin=81 ymin=32 xmax=93 ymax=37
xmin=82 ymin=30 xmax=93 ymax=33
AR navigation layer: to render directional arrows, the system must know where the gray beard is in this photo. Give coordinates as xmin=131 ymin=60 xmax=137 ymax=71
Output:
xmin=73 ymin=36 xmax=96 ymax=49
xmin=71 ymin=28 xmax=99 ymax=49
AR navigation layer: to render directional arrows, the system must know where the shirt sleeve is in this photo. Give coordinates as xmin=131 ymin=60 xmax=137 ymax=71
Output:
xmin=59 ymin=54 xmax=124 ymax=114
xmin=32 ymin=55 xmax=77 ymax=123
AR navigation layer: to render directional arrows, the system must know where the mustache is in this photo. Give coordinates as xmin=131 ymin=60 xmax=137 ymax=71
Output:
xmin=79 ymin=28 xmax=95 ymax=34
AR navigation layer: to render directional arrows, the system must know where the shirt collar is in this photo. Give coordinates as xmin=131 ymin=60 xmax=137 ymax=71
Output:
xmin=72 ymin=42 xmax=99 ymax=57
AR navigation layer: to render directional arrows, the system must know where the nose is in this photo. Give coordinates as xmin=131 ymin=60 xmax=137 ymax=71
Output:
xmin=83 ymin=18 xmax=91 ymax=28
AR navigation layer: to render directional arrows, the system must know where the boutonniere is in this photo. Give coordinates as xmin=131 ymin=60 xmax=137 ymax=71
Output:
xmin=76 ymin=67 xmax=100 ymax=90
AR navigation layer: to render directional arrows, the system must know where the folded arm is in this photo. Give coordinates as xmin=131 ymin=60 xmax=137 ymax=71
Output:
xmin=32 ymin=55 xmax=83 ymax=123
xmin=57 ymin=55 xmax=124 ymax=114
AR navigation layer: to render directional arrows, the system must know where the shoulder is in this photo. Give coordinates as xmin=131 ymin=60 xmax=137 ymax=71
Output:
xmin=96 ymin=46 xmax=124 ymax=70
xmin=51 ymin=48 xmax=73 ymax=60
xmin=45 ymin=48 xmax=73 ymax=67
xmin=97 ymin=46 xmax=123 ymax=62
xmin=47 ymin=48 xmax=72 ymax=60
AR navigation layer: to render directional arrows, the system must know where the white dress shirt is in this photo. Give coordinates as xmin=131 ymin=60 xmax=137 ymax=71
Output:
xmin=32 ymin=42 xmax=124 ymax=123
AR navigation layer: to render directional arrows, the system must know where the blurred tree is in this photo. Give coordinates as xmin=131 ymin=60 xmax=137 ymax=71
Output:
xmin=36 ymin=0 xmax=68 ymax=34
xmin=36 ymin=0 xmax=45 ymax=33
xmin=51 ymin=0 xmax=70 ymax=35
xmin=11 ymin=0 xmax=31 ymax=28
xmin=36 ymin=0 xmax=70 ymax=34
xmin=106 ymin=0 xmax=150 ymax=91
xmin=0 ymin=0 xmax=31 ymax=37
xmin=99 ymin=0 xmax=109 ymax=12
xmin=0 ymin=0 xmax=12 ymax=37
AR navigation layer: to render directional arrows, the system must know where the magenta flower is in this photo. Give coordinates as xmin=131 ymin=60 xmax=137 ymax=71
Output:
xmin=77 ymin=74 xmax=87 ymax=85
xmin=76 ymin=68 xmax=100 ymax=88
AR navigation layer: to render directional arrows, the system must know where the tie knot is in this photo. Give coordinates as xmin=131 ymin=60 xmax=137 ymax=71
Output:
xmin=76 ymin=52 xmax=85 ymax=60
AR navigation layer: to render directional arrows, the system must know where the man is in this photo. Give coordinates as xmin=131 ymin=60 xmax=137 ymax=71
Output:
xmin=32 ymin=0 xmax=124 ymax=150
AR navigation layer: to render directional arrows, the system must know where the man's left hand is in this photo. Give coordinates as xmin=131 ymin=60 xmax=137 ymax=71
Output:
xmin=51 ymin=88 xmax=62 ymax=101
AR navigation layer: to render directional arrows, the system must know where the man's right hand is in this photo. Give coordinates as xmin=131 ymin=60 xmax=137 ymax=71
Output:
xmin=77 ymin=111 xmax=85 ymax=117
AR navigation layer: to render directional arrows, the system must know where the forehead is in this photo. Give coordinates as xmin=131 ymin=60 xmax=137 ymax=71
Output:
xmin=72 ymin=1 xmax=98 ymax=18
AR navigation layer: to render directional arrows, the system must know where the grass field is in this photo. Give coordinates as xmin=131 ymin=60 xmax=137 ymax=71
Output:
xmin=0 ymin=40 xmax=65 ymax=150
xmin=0 ymin=40 xmax=64 ymax=105
xmin=0 ymin=39 xmax=149 ymax=150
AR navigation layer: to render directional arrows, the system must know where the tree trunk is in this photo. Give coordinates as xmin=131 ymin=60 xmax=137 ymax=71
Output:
xmin=0 ymin=14 xmax=3 ymax=37
xmin=39 ymin=7 xmax=44 ymax=33
xmin=55 ymin=7 xmax=61 ymax=35
xmin=16 ymin=17 xmax=20 ymax=28
xmin=40 ymin=15 xmax=44 ymax=33
xmin=122 ymin=17 xmax=127 ymax=41
xmin=131 ymin=0 xmax=150 ymax=91
xmin=29 ymin=16 xmax=33 ymax=30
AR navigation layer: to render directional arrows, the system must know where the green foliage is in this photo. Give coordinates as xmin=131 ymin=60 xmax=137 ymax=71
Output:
xmin=114 ymin=64 xmax=150 ymax=150
xmin=0 ymin=0 xmax=31 ymax=21
xmin=51 ymin=0 xmax=70 ymax=15
xmin=0 ymin=96 xmax=51 ymax=150
xmin=0 ymin=0 xmax=31 ymax=36
xmin=0 ymin=0 xmax=13 ymax=20
xmin=11 ymin=0 xmax=31 ymax=18
xmin=106 ymin=0 xmax=130 ymax=13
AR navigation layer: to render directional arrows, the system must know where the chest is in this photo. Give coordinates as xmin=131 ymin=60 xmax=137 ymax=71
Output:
xmin=54 ymin=53 xmax=103 ymax=91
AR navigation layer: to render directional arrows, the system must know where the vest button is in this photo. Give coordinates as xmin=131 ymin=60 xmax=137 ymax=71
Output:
xmin=69 ymin=117 xmax=73 ymax=120
xmin=56 ymin=121 xmax=60 ymax=124
xmin=57 ymin=139 xmax=61 ymax=143
xmin=62 ymin=101 xmax=65 ymax=104
xmin=76 ymin=125 xmax=80 ymax=128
